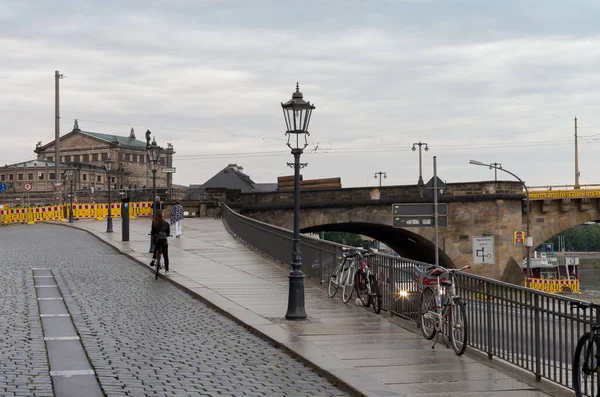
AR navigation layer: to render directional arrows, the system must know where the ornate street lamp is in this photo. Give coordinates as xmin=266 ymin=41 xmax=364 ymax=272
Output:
xmin=104 ymin=156 xmax=114 ymax=233
xmin=281 ymin=83 xmax=315 ymax=320
xmin=65 ymin=168 xmax=74 ymax=223
xmin=469 ymin=160 xmax=532 ymax=287
xmin=374 ymin=171 xmax=387 ymax=187
xmin=147 ymin=136 xmax=161 ymax=215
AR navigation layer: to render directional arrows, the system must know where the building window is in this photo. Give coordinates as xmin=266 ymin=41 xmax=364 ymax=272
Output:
xmin=64 ymin=155 xmax=71 ymax=163
xmin=38 ymin=172 xmax=44 ymax=180
xmin=47 ymin=156 xmax=53 ymax=162
xmin=49 ymin=173 xmax=55 ymax=180
xmin=111 ymin=176 xmax=115 ymax=183
xmin=101 ymin=153 xmax=108 ymax=161
xmin=82 ymin=174 xmax=87 ymax=181
xmin=0 ymin=175 xmax=4 ymax=181
xmin=74 ymin=155 xmax=81 ymax=162
xmin=18 ymin=174 xmax=23 ymax=181
xmin=128 ymin=153 xmax=132 ymax=162
xmin=92 ymin=153 xmax=99 ymax=161
xmin=28 ymin=173 xmax=33 ymax=180
xmin=7 ymin=182 xmax=13 ymax=189
xmin=97 ymin=175 xmax=102 ymax=183
xmin=9 ymin=174 xmax=13 ymax=181
xmin=83 ymin=154 xmax=89 ymax=162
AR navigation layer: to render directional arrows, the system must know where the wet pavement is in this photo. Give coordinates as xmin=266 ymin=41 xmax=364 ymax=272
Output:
xmin=0 ymin=223 xmax=350 ymax=397
xmin=59 ymin=217 xmax=575 ymax=397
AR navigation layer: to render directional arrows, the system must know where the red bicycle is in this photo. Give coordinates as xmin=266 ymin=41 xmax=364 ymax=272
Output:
xmin=354 ymin=249 xmax=382 ymax=314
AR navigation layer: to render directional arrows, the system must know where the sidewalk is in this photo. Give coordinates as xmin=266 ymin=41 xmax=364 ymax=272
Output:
xmin=62 ymin=218 xmax=571 ymax=397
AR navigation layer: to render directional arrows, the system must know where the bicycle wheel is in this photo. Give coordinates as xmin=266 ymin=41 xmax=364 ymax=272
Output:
xmin=573 ymin=332 xmax=599 ymax=397
xmin=154 ymin=254 xmax=162 ymax=279
xmin=370 ymin=274 xmax=382 ymax=314
xmin=355 ymin=271 xmax=371 ymax=307
xmin=342 ymin=264 xmax=355 ymax=304
xmin=419 ymin=287 xmax=437 ymax=340
xmin=449 ymin=298 xmax=468 ymax=355
xmin=328 ymin=263 xmax=343 ymax=298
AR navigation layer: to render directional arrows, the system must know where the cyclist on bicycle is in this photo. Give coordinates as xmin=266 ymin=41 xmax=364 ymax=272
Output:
xmin=150 ymin=210 xmax=171 ymax=272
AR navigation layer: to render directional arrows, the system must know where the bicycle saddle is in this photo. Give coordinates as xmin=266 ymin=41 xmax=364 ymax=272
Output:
xmin=428 ymin=267 xmax=446 ymax=276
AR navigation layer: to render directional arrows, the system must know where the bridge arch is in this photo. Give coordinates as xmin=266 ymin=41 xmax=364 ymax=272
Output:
xmin=301 ymin=221 xmax=455 ymax=267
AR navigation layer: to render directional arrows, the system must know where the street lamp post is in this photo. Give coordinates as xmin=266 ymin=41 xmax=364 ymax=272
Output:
xmin=147 ymin=137 xmax=161 ymax=215
xmin=490 ymin=162 xmax=502 ymax=181
xmin=469 ymin=160 xmax=532 ymax=287
xmin=412 ymin=142 xmax=429 ymax=185
xmin=281 ymin=82 xmax=315 ymax=320
xmin=104 ymin=156 xmax=114 ymax=233
xmin=374 ymin=171 xmax=387 ymax=187
xmin=65 ymin=168 xmax=74 ymax=223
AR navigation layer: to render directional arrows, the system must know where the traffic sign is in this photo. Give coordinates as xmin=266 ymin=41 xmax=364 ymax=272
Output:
xmin=0 ymin=182 xmax=6 ymax=193
xmin=392 ymin=203 xmax=447 ymax=216
xmin=23 ymin=182 xmax=32 ymax=192
xmin=161 ymin=167 xmax=176 ymax=173
xmin=472 ymin=236 xmax=495 ymax=264
xmin=393 ymin=215 xmax=448 ymax=228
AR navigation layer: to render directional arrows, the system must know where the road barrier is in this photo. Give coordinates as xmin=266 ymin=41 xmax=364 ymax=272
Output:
xmin=0 ymin=201 xmax=152 ymax=226
xmin=526 ymin=277 xmax=581 ymax=293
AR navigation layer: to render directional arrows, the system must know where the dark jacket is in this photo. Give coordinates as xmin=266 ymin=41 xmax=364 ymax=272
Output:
xmin=151 ymin=220 xmax=170 ymax=245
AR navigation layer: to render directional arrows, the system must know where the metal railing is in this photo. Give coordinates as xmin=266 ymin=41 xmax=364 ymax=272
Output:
xmin=221 ymin=204 xmax=594 ymax=394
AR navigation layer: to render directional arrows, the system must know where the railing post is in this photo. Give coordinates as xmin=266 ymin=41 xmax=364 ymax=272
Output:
xmin=485 ymin=281 xmax=493 ymax=359
xmin=534 ymin=293 xmax=541 ymax=381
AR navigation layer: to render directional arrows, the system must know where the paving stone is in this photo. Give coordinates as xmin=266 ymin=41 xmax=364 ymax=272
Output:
xmin=0 ymin=224 xmax=349 ymax=396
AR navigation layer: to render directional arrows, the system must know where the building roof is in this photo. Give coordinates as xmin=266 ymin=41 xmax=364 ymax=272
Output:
xmin=202 ymin=164 xmax=259 ymax=193
xmin=36 ymin=120 xmax=149 ymax=153
xmin=185 ymin=165 xmax=277 ymax=200
xmin=3 ymin=159 xmax=57 ymax=168
xmin=78 ymin=130 xmax=148 ymax=150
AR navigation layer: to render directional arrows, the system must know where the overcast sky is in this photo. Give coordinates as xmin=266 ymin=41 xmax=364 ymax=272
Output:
xmin=3 ymin=0 xmax=600 ymax=189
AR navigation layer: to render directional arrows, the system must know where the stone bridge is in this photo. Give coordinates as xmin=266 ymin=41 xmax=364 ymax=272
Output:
xmin=237 ymin=181 xmax=600 ymax=282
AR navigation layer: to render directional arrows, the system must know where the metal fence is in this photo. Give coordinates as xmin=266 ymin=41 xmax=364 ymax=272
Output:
xmin=222 ymin=205 xmax=595 ymax=394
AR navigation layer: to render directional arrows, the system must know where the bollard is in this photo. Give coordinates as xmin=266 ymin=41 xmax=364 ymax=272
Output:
xmin=121 ymin=197 xmax=130 ymax=242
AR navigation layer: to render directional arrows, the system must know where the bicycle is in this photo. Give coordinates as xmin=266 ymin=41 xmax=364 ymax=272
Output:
xmin=213 ymin=202 xmax=223 ymax=219
xmin=328 ymin=247 xmax=358 ymax=299
xmin=418 ymin=264 xmax=470 ymax=355
xmin=354 ymin=249 xmax=382 ymax=314
xmin=149 ymin=233 xmax=172 ymax=279
xmin=571 ymin=301 xmax=600 ymax=397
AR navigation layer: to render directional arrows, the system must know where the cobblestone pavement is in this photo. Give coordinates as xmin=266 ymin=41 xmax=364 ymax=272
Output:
xmin=0 ymin=224 xmax=350 ymax=397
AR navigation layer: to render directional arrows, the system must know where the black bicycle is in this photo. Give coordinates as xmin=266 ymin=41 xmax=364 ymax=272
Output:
xmin=572 ymin=300 xmax=600 ymax=397
xmin=213 ymin=202 xmax=223 ymax=219
xmin=149 ymin=233 xmax=171 ymax=279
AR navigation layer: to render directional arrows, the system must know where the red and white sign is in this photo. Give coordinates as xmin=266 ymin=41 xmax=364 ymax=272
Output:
xmin=22 ymin=182 xmax=32 ymax=191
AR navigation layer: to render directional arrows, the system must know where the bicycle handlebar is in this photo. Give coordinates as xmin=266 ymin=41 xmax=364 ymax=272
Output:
xmin=426 ymin=264 xmax=471 ymax=273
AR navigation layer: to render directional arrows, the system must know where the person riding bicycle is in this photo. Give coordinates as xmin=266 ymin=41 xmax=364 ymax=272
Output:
xmin=150 ymin=210 xmax=170 ymax=272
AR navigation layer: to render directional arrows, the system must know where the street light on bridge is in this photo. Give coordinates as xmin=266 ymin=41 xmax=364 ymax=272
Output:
xmin=469 ymin=160 xmax=532 ymax=287
xmin=374 ymin=171 xmax=387 ymax=187
xmin=281 ymin=82 xmax=315 ymax=320
xmin=412 ymin=142 xmax=429 ymax=186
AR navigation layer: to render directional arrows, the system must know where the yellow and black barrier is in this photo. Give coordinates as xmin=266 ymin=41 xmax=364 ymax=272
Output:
xmin=0 ymin=201 xmax=153 ymax=226
xmin=525 ymin=277 xmax=581 ymax=294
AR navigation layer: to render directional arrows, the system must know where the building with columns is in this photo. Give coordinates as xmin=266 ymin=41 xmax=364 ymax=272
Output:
xmin=0 ymin=120 xmax=175 ymax=204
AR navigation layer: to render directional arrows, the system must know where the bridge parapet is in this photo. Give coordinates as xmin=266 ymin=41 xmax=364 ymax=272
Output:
xmin=241 ymin=181 xmax=524 ymax=209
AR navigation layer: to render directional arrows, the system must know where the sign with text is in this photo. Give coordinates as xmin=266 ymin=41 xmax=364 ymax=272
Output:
xmin=472 ymin=236 xmax=495 ymax=264
xmin=393 ymin=215 xmax=448 ymax=228
xmin=392 ymin=203 xmax=448 ymax=216
xmin=161 ymin=167 xmax=176 ymax=173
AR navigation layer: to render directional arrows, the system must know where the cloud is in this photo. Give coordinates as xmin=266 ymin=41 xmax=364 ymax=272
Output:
xmin=2 ymin=1 xmax=600 ymax=189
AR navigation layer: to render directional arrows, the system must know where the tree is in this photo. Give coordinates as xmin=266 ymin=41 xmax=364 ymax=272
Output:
xmin=322 ymin=232 xmax=371 ymax=249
